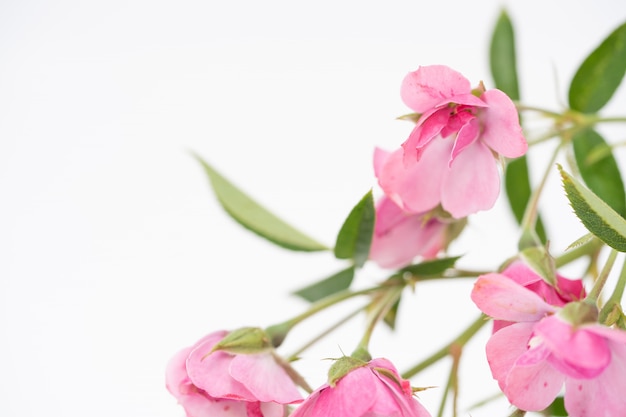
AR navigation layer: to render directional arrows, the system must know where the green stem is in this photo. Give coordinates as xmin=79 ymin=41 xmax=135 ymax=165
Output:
xmin=514 ymin=103 xmax=563 ymax=118
xmin=266 ymin=283 xmax=399 ymax=347
xmin=607 ymin=255 xmax=626 ymax=306
xmin=286 ymin=302 xmax=368 ymax=361
xmin=401 ymin=314 xmax=488 ymax=379
xmin=586 ymin=249 xmax=618 ymax=304
xmin=437 ymin=343 xmax=462 ymax=417
xmin=598 ymin=255 xmax=626 ymax=326
xmin=520 ymin=141 xmax=563 ymax=238
xmin=353 ymin=285 xmax=404 ymax=356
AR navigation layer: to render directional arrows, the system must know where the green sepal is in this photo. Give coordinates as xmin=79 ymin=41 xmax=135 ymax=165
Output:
xmin=210 ymin=327 xmax=272 ymax=355
xmin=327 ymin=356 xmax=367 ymax=387
xmin=572 ymin=128 xmax=626 ymax=217
xmin=489 ymin=9 xmax=520 ymax=100
xmin=292 ymin=266 xmax=355 ymax=303
xmin=520 ymin=245 xmax=556 ymax=287
xmin=334 ymin=190 xmax=375 ymax=268
xmin=559 ymin=165 xmax=626 ymax=252
xmin=599 ymin=300 xmax=626 ymax=329
xmin=560 ymin=302 xmax=599 ymax=327
xmin=568 ymin=20 xmax=626 ymax=113
xmin=193 ymin=153 xmax=328 ymax=252
xmin=541 ymin=396 xmax=568 ymax=416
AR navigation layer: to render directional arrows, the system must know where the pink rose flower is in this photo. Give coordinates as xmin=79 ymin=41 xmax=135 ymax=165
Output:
xmin=289 ymin=358 xmax=431 ymax=417
xmin=369 ymin=194 xmax=447 ymax=269
xmin=471 ymin=271 xmax=626 ymax=416
xmin=166 ymin=330 xmax=302 ymax=417
xmin=490 ymin=261 xmax=585 ymax=332
xmin=378 ymin=65 xmax=527 ymax=218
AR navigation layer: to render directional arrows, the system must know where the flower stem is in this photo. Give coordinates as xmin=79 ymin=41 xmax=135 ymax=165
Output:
xmin=520 ymin=141 xmax=562 ymax=239
xmin=265 ymin=284 xmax=398 ymax=348
xmin=586 ymin=248 xmax=618 ymax=305
xmin=353 ymin=285 xmax=404 ymax=356
xmin=286 ymin=302 xmax=368 ymax=361
xmin=401 ymin=314 xmax=488 ymax=379
xmin=607 ymin=255 xmax=626 ymax=306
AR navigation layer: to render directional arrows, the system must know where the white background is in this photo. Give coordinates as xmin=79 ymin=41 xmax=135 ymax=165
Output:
xmin=2 ymin=1 xmax=626 ymax=416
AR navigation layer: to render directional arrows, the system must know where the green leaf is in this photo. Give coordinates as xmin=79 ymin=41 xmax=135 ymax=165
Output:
xmin=568 ymin=20 xmax=626 ymax=113
xmin=193 ymin=154 xmax=328 ymax=252
xmin=398 ymin=256 xmax=461 ymax=278
xmin=572 ymin=128 xmax=626 ymax=217
xmin=489 ymin=9 xmax=520 ymax=100
xmin=334 ymin=190 xmax=375 ymax=268
xmin=292 ymin=266 xmax=355 ymax=303
xmin=505 ymin=156 xmax=548 ymax=242
xmin=559 ymin=165 xmax=626 ymax=252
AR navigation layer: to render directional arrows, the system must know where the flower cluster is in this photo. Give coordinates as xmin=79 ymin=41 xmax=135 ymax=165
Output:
xmin=166 ymin=330 xmax=302 ymax=417
xmin=472 ymin=262 xmax=626 ymax=416
xmin=168 ymin=15 xmax=626 ymax=416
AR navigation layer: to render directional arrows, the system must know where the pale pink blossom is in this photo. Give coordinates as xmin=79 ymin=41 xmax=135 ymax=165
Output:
xmin=369 ymin=194 xmax=447 ymax=269
xmin=166 ymin=330 xmax=302 ymax=417
xmin=489 ymin=261 xmax=585 ymax=332
xmin=471 ymin=271 xmax=626 ymax=417
xmin=289 ymin=358 xmax=431 ymax=417
xmin=378 ymin=65 xmax=527 ymax=218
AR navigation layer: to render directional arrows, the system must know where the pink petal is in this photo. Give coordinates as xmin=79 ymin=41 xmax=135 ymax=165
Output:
xmin=400 ymin=65 xmax=471 ymax=112
xmin=166 ymin=345 xmax=252 ymax=417
xmin=449 ymin=117 xmax=480 ymax=164
xmin=375 ymin=142 xmax=449 ymax=214
xmin=535 ymin=316 xmax=611 ymax=379
xmin=502 ymin=261 xmax=585 ymax=306
xmin=583 ymin=323 xmax=626 ymax=345
xmin=229 ymin=353 xmax=303 ymax=404
xmin=182 ymin=396 xmax=250 ymax=417
xmin=479 ymin=89 xmax=527 ymax=158
xmin=369 ymin=197 xmax=445 ymax=269
xmin=373 ymin=147 xmax=391 ymax=179
xmin=485 ymin=322 xmax=535 ymax=390
xmin=187 ymin=347 xmax=255 ymax=401
xmin=258 ymin=402 xmax=287 ymax=417
xmin=308 ymin=367 xmax=378 ymax=417
xmin=471 ymin=273 xmax=556 ymax=321
xmin=504 ymin=356 xmax=564 ymax=411
xmin=564 ymin=342 xmax=626 ymax=417
xmin=447 ymin=93 xmax=488 ymax=108
xmin=166 ymin=347 xmax=194 ymax=399
xmin=554 ymin=275 xmax=586 ymax=303
xmin=440 ymin=141 xmax=500 ymax=218
xmin=376 ymin=371 xmax=432 ymax=417
xmin=403 ymin=107 xmax=450 ymax=162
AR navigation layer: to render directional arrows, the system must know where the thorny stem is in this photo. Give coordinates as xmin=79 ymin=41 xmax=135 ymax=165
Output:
xmin=401 ymin=314 xmax=488 ymax=379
